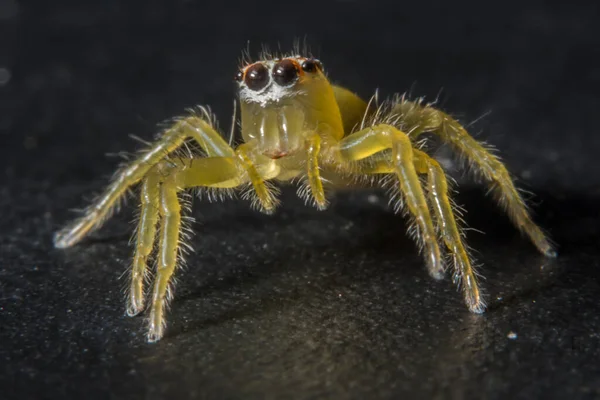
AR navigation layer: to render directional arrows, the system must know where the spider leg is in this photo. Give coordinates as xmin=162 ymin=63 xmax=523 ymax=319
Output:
xmin=53 ymin=113 xmax=235 ymax=249
xmin=128 ymin=171 xmax=160 ymax=316
xmin=347 ymin=151 xmax=484 ymax=312
xmin=144 ymin=155 xmax=279 ymax=342
xmin=393 ymin=101 xmax=555 ymax=257
xmin=335 ymin=124 xmax=444 ymax=279
xmin=148 ymin=178 xmax=181 ymax=342
xmin=130 ymin=156 xmax=247 ymax=328
xmin=412 ymin=149 xmax=484 ymax=313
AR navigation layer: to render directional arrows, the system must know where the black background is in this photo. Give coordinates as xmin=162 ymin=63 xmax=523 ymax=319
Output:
xmin=2 ymin=0 xmax=600 ymax=399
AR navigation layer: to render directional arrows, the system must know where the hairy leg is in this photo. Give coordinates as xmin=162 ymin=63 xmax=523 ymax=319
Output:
xmin=140 ymin=155 xmax=280 ymax=342
xmin=413 ymin=150 xmax=484 ymax=312
xmin=128 ymin=172 xmax=161 ymax=316
xmin=345 ymin=150 xmax=484 ymax=312
xmin=54 ymin=113 xmax=234 ymax=249
xmin=335 ymin=124 xmax=444 ymax=279
xmin=147 ymin=179 xmax=181 ymax=342
xmin=393 ymin=100 xmax=555 ymax=257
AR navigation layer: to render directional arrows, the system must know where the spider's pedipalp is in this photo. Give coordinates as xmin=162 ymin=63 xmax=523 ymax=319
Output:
xmin=306 ymin=134 xmax=328 ymax=210
xmin=235 ymin=144 xmax=281 ymax=213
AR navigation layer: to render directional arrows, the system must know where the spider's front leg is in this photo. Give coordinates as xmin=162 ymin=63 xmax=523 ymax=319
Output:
xmin=131 ymin=152 xmax=279 ymax=342
xmin=352 ymin=150 xmax=484 ymax=312
xmin=147 ymin=151 xmax=279 ymax=341
xmin=55 ymin=111 xmax=279 ymax=342
xmin=333 ymin=124 xmax=445 ymax=280
xmin=412 ymin=150 xmax=483 ymax=312
xmin=332 ymin=124 xmax=484 ymax=311
xmin=140 ymin=156 xmax=242 ymax=342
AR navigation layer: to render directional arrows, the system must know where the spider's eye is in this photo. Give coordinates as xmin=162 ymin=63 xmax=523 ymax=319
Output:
xmin=272 ymin=59 xmax=299 ymax=86
xmin=301 ymin=58 xmax=322 ymax=73
xmin=244 ymin=63 xmax=269 ymax=91
xmin=234 ymin=70 xmax=243 ymax=82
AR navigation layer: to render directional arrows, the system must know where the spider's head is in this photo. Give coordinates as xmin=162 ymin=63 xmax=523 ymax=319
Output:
xmin=235 ymin=56 xmax=324 ymax=106
xmin=235 ymin=55 xmax=343 ymax=159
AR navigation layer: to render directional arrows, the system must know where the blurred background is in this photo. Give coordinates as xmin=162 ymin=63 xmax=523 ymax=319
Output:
xmin=2 ymin=0 xmax=599 ymax=189
xmin=1 ymin=0 xmax=599 ymax=399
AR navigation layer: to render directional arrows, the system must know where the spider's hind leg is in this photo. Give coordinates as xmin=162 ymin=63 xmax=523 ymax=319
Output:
xmin=393 ymin=100 xmax=556 ymax=257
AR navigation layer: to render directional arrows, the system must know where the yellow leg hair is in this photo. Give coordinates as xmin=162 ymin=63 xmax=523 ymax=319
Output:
xmin=53 ymin=114 xmax=234 ymax=249
xmin=393 ymin=101 xmax=556 ymax=257
xmin=141 ymin=154 xmax=277 ymax=342
xmin=148 ymin=180 xmax=181 ymax=342
xmin=336 ymin=124 xmax=444 ymax=279
xmin=351 ymin=151 xmax=484 ymax=312
xmin=413 ymin=150 xmax=484 ymax=313
xmin=128 ymin=172 xmax=161 ymax=316
xmin=53 ymin=107 xmax=283 ymax=341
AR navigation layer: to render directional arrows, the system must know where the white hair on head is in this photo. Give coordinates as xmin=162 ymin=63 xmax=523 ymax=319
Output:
xmin=237 ymin=58 xmax=309 ymax=107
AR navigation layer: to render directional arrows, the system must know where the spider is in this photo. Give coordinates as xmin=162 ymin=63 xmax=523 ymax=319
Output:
xmin=54 ymin=49 xmax=556 ymax=343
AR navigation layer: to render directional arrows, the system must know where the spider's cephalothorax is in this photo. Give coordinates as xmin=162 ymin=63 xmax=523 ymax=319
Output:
xmin=54 ymin=50 xmax=556 ymax=342
xmin=236 ymin=56 xmax=343 ymax=161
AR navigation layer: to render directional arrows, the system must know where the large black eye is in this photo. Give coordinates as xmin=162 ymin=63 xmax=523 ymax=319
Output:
xmin=301 ymin=58 xmax=322 ymax=73
xmin=244 ymin=63 xmax=269 ymax=91
xmin=272 ymin=59 xmax=298 ymax=86
xmin=234 ymin=70 xmax=243 ymax=82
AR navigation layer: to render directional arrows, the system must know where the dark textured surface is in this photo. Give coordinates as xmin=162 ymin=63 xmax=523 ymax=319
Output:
xmin=2 ymin=1 xmax=600 ymax=399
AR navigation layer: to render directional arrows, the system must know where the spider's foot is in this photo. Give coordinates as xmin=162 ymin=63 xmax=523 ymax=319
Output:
xmin=53 ymin=228 xmax=76 ymax=249
xmin=425 ymin=245 xmax=445 ymax=280
xmin=428 ymin=266 xmax=445 ymax=281
xmin=53 ymin=215 xmax=99 ymax=249
xmin=126 ymin=297 xmax=145 ymax=317
xmin=147 ymin=308 xmax=166 ymax=343
xmin=147 ymin=323 xmax=165 ymax=343
xmin=126 ymin=273 xmax=147 ymax=317
xmin=529 ymin=230 xmax=558 ymax=258
xmin=465 ymin=291 xmax=486 ymax=314
xmin=545 ymin=250 xmax=558 ymax=258
xmin=540 ymin=243 xmax=558 ymax=258
xmin=468 ymin=300 xmax=486 ymax=314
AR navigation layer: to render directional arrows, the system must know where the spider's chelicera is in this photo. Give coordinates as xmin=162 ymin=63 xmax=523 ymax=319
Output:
xmin=54 ymin=50 xmax=556 ymax=343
